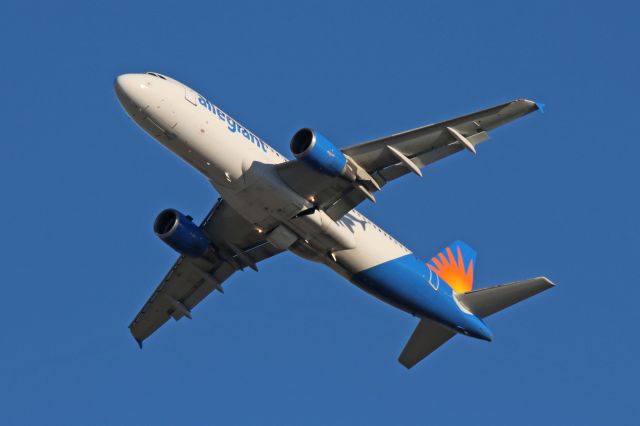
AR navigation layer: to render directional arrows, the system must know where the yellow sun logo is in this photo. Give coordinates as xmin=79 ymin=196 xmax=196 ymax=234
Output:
xmin=427 ymin=245 xmax=474 ymax=293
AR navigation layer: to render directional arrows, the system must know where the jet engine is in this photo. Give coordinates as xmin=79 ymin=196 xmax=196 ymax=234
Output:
xmin=154 ymin=209 xmax=210 ymax=257
xmin=290 ymin=128 xmax=356 ymax=180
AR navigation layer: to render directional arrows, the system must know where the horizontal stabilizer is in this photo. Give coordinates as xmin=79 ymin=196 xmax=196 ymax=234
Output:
xmin=456 ymin=277 xmax=554 ymax=318
xmin=399 ymin=318 xmax=456 ymax=369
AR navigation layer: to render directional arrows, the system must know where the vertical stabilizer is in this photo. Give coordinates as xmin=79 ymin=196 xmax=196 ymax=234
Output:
xmin=427 ymin=240 xmax=477 ymax=293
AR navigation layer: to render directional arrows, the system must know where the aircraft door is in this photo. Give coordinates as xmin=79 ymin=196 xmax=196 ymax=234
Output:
xmin=428 ymin=268 xmax=440 ymax=291
xmin=184 ymin=86 xmax=197 ymax=106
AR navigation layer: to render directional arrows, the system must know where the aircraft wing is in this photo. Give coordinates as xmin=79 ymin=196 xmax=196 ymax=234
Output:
xmin=278 ymin=99 xmax=542 ymax=220
xmin=129 ymin=199 xmax=283 ymax=346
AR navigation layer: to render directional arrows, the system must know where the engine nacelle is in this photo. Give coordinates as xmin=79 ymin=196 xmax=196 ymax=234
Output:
xmin=154 ymin=209 xmax=210 ymax=257
xmin=290 ymin=128 xmax=355 ymax=179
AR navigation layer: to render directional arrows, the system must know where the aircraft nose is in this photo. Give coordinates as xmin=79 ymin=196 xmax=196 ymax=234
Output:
xmin=114 ymin=73 xmax=155 ymax=114
xmin=115 ymin=74 xmax=140 ymax=104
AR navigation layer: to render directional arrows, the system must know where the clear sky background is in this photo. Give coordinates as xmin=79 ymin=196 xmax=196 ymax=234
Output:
xmin=1 ymin=1 xmax=638 ymax=424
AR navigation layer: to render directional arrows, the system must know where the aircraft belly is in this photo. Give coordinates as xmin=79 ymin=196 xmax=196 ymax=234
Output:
xmin=333 ymin=210 xmax=411 ymax=272
xmin=350 ymin=254 xmax=441 ymax=315
xmin=350 ymin=255 xmax=478 ymax=332
xmin=312 ymin=211 xmax=465 ymax=328
xmin=216 ymin=162 xmax=312 ymax=231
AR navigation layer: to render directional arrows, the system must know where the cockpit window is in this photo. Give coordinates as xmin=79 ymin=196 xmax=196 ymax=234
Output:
xmin=145 ymin=72 xmax=167 ymax=80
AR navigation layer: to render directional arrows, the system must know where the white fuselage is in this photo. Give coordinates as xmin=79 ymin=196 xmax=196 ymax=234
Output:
xmin=115 ymin=73 xmax=410 ymax=284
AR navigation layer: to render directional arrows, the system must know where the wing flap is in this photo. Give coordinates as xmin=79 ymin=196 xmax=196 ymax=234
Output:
xmin=128 ymin=256 xmax=234 ymax=344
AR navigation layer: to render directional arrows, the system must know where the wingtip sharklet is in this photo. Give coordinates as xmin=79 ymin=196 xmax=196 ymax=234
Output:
xmin=519 ymin=99 xmax=545 ymax=113
xmin=538 ymin=276 xmax=555 ymax=287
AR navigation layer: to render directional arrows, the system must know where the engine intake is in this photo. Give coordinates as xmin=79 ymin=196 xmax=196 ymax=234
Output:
xmin=154 ymin=209 xmax=210 ymax=257
xmin=291 ymin=128 xmax=354 ymax=179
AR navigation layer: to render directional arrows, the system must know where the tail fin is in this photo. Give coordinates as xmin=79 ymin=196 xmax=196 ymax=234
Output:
xmin=427 ymin=240 xmax=477 ymax=293
xmin=456 ymin=277 xmax=555 ymax=318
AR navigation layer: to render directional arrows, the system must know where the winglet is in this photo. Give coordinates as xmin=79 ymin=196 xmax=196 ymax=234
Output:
xmin=535 ymin=102 xmax=545 ymax=113
xmin=135 ymin=338 xmax=143 ymax=349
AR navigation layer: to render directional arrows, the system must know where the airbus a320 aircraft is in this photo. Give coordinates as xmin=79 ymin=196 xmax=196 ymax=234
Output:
xmin=115 ymin=72 xmax=553 ymax=368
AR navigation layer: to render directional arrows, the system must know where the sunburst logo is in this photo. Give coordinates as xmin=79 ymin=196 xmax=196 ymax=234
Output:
xmin=427 ymin=242 xmax=475 ymax=294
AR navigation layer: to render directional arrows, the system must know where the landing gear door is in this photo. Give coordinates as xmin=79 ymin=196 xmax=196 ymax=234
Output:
xmin=185 ymin=86 xmax=198 ymax=106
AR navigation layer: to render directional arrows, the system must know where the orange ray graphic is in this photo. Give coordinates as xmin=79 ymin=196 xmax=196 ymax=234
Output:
xmin=427 ymin=245 xmax=474 ymax=293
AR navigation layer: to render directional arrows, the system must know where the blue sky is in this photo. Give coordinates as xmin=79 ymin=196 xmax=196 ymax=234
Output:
xmin=1 ymin=1 xmax=638 ymax=424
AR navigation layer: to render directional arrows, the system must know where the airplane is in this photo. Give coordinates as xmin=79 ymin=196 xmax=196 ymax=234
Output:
xmin=115 ymin=72 xmax=554 ymax=368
